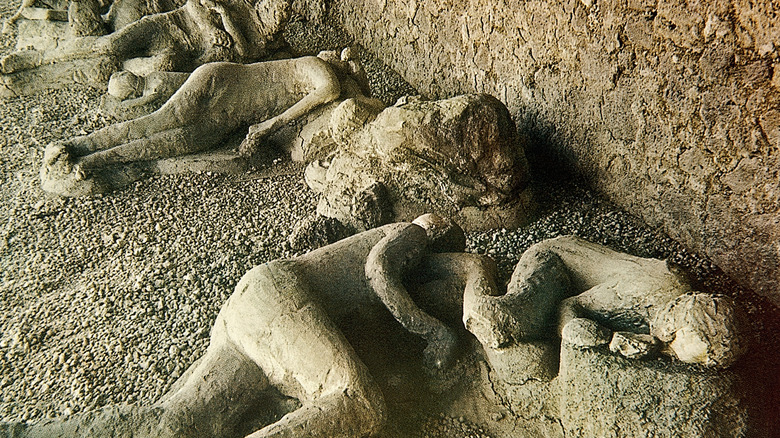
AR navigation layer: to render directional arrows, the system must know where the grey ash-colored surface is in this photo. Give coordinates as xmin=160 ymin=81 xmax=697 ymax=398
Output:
xmin=0 ymin=3 xmax=778 ymax=437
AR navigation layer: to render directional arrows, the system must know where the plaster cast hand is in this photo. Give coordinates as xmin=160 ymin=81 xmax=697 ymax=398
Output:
xmin=240 ymin=119 xmax=278 ymax=155
xmin=239 ymin=120 xmax=276 ymax=157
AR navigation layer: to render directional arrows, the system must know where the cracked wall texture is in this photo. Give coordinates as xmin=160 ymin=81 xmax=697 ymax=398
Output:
xmin=328 ymin=0 xmax=780 ymax=305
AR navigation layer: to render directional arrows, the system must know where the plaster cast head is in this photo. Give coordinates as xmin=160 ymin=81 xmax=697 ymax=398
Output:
xmin=650 ymin=292 xmax=746 ymax=368
xmin=107 ymin=71 xmax=143 ymax=100
xmin=412 ymin=213 xmax=466 ymax=253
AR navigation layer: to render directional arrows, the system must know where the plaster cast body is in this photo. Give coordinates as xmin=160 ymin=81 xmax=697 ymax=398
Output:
xmin=2 ymin=0 xmax=182 ymax=36
xmin=0 ymin=216 xmax=497 ymax=437
xmin=0 ymin=0 xmax=289 ymax=96
xmin=464 ymin=235 xmax=745 ymax=368
xmin=40 ymin=54 xmax=341 ymax=196
xmin=305 ymin=94 xmax=534 ymax=231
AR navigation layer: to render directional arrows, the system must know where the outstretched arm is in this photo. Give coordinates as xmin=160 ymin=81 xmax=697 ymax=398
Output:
xmin=239 ymin=57 xmax=340 ymax=157
xmin=365 ymin=224 xmax=458 ymax=370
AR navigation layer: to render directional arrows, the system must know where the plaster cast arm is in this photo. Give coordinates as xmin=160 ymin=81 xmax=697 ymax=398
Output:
xmin=239 ymin=58 xmax=341 ymax=157
xmin=365 ymin=224 xmax=459 ymax=370
xmin=463 ymin=244 xmax=573 ymax=348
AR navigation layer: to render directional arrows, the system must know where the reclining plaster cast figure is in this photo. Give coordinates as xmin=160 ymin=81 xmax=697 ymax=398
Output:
xmin=3 ymin=0 xmax=185 ymax=36
xmin=0 ymin=0 xmax=290 ymax=97
xmin=99 ymin=46 xmax=370 ymax=123
xmin=3 ymin=0 xmax=106 ymax=36
xmin=0 ymin=214 xmax=507 ymax=438
xmin=305 ymin=93 xmax=535 ymax=232
xmin=463 ymin=235 xmax=746 ymax=369
xmin=40 ymin=52 xmax=355 ymax=196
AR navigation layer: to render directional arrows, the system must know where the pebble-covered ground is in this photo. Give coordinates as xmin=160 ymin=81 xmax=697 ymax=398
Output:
xmin=1 ymin=3 xmax=779 ymax=437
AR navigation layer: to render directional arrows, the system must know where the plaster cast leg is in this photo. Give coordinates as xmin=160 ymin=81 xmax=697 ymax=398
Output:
xmin=0 ymin=9 xmax=185 ymax=76
xmin=463 ymin=244 xmax=572 ymax=348
xmin=154 ymin=340 xmax=271 ymax=437
xmin=1 ymin=36 xmax=107 ymax=74
xmin=45 ymin=90 xmax=222 ymax=171
xmin=76 ymin=124 xmax=223 ymax=169
xmin=0 ymin=342 xmax=269 ymax=438
xmin=0 ymin=405 xmax=166 ymax=438
xmin=220 ymin=261 xmax=386 ymax=438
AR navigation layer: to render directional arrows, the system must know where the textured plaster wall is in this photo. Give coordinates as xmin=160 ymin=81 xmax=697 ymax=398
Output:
xmin=328 ymin=0 xmax=780 ymax=304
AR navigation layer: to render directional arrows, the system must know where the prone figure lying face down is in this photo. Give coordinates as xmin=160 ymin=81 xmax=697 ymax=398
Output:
xmin=40 ymin=49 xmax=367 ymax=196
xmin=0 ymin=214 xmax=506 ymax=438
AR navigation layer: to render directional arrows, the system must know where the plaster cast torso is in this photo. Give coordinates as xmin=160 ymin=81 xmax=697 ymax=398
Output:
xmin=216 ymin=221 xmax=445 ymax=404
xmin=161 ymin=56 xmax=337 ymax=130
xmin=543 ymin=238 xmax=691 ymax=330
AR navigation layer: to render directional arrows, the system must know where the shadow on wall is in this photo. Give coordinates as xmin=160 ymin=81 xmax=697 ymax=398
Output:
xmin=735 ymin=292 xmax=780 ymax=437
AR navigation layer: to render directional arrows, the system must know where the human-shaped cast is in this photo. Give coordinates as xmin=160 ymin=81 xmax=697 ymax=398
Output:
xmin=1 ymin=0 xmax=290 ymax=96
xmin=0 ymin=215 xmax=503 ymax=438
xmin=463 ymin=235 xmax=745 ymax=368
xmin=40 ymin=52 xmax=349 ymax=196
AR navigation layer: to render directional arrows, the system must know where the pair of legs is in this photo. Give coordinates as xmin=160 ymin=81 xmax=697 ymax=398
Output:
xmin=1 ymin=7 xmax=197 ymax=72
xmin=45 ymin=111 xmax=226 ymax=174
xmin=1 ymin=261 xmax=385 ymax=438
xmin=45 ymin=62 xmax=235 ymax=173
xmin=0 ymin=1 xmax=220 ymax=99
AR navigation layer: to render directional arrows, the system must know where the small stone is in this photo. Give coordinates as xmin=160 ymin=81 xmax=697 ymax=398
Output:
xmin=489 ymin=412 xmax=504 ymax=422
xmin=609 ymin=331 xmax=660 ymax=360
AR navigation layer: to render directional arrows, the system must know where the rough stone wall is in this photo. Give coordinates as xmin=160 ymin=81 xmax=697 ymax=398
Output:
xmin=328 ymin=0 xmax=780 ymax=304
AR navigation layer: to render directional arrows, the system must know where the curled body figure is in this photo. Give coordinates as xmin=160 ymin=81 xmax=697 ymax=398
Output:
xmin=0 ymin=215 xmax=497 ymax=438
xmin=464 ymin=235 xmax=745 ymax=368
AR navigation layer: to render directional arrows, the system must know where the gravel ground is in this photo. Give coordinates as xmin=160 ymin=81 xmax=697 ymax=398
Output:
xmin=0 ymin=3 xmax=778 ymax=437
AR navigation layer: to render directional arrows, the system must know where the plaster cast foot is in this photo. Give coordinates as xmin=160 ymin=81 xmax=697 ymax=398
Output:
xmin=1 ymin=50 xmax=44 ymax=74
xmin=41 ymin=144 xmax=102 ymax=196
xmin=43 ymin=142 xmax=74 ymax=175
